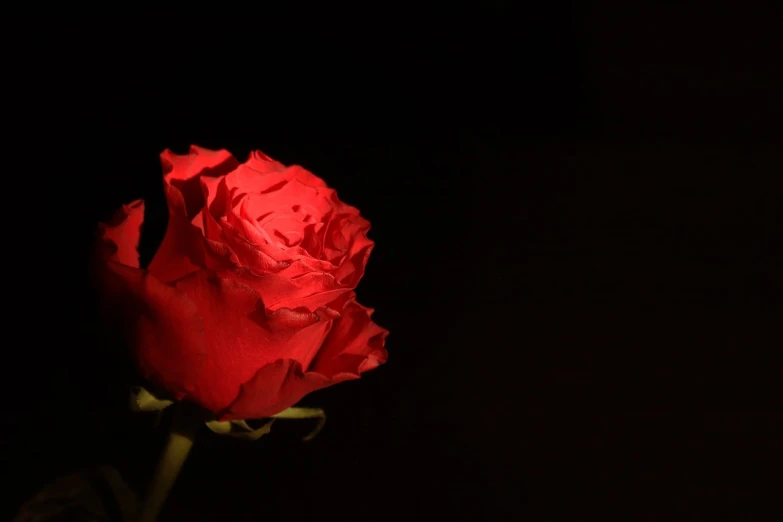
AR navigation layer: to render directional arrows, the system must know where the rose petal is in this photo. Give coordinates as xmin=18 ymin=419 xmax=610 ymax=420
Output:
xmin=245 ymin=150 xmax=288 ymax=175
xmin=301 ymin=222 xmax=325 ymax=258
xmin=244 ymin=151 xmax=328 ymax=189
xmin=145 ymin=185 xmax=202 ymax=282
xmin=196 ymin=177 xmax=232 ymax=247
xmin=172 ymin=272 xmax=339 ymax=413
xmin=332 ymin=240 xmax=374 ymax=287
xmin=200 ymin=175 xmax=223 ymax=208
xmin=316 ymin=212 xmax=374 ymax=287
xmin=310 ymin=296 xmax=389 ymax=377
xmin=322 ymin=214 xmax=371 ymax=260
xmin=148 ymin=146 xmax=237 ymax=282
xmin=223 ymin=163 xmax=291 ymax=196
xmin=235 ymin=200 xmax=281 ymax=249
xmin=97 ymin=262 xmax=208 ymax=401
xmin=160 ymin=145 xmax=239 ymax=219
xmin=327 ymin=189 xmax=363 ymax=217
xmin=98 ymin=199 xmax=145 ymax=268
xmin=285 ymin=164 xmax=330 ymax=189
xmin=230 ymin=205 xmax=338 ymax=272
xmin=259 ymin=306 xmax=341 ymax=369
xmin=161 ymin=145 xmax=237 ymax=183
xmin=220 ymin=359 xmax=332 ymax=420
xmin=281 ymin=247 xmax=338 ymax=274
xmin=219 ymin=217 xmax=291 ymax=272
xmin=221 ymin=298 xmax=388 ymax=420
xmin=238 ymin=178 xmax=334 ymax=223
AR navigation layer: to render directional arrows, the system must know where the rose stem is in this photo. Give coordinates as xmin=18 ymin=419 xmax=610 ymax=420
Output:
xmin=137 ymin=403 xmax=201 ymax=522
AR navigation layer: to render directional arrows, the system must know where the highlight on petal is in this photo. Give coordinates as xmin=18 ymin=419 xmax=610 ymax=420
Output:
xmin=160 ymin=145 xmax=237 ymax=184
xmin=151 ymin=144 xmax=379 ymax=301
xmin=238 ymin=177 xmax=334 ymax=227
xmin=286 ymin=164 xmax=329 ymax=189
xmin=224 ymin=162 xmax=291 ymax=196
xmin=245 ymin=149 xmax=287 ymax=174
xmin=97 ymin=199 xmax=145 ymax=268
xmin=148 ymin=146 xmax=239 ymax=281
xmin=161 ymin=145 xmax=240 ymax=220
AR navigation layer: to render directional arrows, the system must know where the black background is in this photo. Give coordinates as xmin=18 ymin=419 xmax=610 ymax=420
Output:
xmin=5 ymin=4 xmax=782 ymax=521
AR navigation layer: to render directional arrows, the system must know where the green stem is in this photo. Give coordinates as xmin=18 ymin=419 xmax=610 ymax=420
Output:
xmin=137 ymin=404 xmax=201 ymax=522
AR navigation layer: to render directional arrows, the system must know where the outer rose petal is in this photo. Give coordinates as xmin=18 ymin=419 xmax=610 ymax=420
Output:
xmin=332 ymin=236 xmax=374 ymax=288
xmin=148 ymin=146 xmax=238 ymax=283
xmin=161 ymin=145 xmax=239 ymax=218
xmin=244 ymin=150 xmax=288 ymax=175
xmin=98 ymin=199 xmax=145 ymax=268
xmin=222 ymin=295 xmax=388 ymax=421
xmin=171 ymin=271 xmax=340 ymax=414
xmin=198 ymin=176 xmax=225 ymax=239
xmin=97 ymin=261 xmax=208 ymax=401
xmin=311 ymin=296 xmax=389 ymax=377
xmin=221 ymin=359 xmax=331 ymax=420
xmin=145 ymin=191 xmax=203 ymax=283
xmin=223 ymin=161 xmax=290 ymax=196
xmin=318 ymin=211 xmax=374 ymax=288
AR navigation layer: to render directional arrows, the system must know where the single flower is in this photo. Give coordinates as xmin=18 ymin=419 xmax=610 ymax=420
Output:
xmin=96 ymin=146 xmax=388 ymax=420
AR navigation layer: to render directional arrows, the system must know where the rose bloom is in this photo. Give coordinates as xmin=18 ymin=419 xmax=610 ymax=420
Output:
xmin=97 ymin=146 xmax=388 ymax=420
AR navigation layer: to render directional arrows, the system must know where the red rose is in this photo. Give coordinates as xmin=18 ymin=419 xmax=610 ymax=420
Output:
xmin=97 ymin=146 xmax=388 ymax=420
